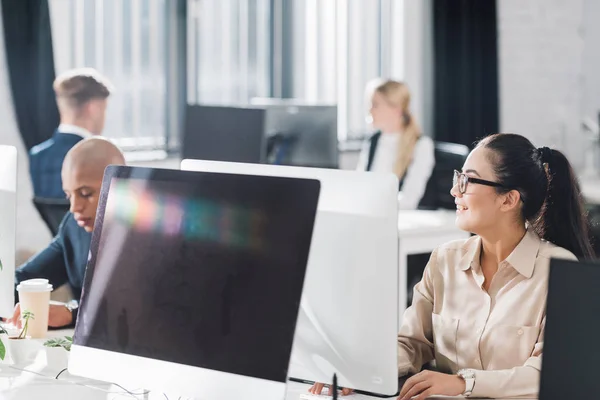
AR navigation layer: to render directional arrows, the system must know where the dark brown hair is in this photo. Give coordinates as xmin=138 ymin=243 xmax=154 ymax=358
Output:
xmin=477 ymin=133 xmax=594 ymax=259
xmin=53 ymin=68 xmax=113 ymax=109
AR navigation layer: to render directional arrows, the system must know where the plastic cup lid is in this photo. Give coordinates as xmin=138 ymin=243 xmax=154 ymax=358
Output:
xmin=16 ymin=278 xmax=53 ymax=293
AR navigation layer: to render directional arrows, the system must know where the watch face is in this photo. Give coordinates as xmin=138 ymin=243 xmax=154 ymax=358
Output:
xmin=66 ymin=301 xmax=79 ymax=311
xmin=459 ymin=369 xmax=475 ymax=379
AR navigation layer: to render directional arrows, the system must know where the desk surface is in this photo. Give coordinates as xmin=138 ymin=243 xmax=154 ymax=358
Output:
xmin=397 ymin=210 xmax=460 ymax=236
xmin=0 ymin=331 xmax=537 ymax=400
xmin=0 ymin=368 xmax=538 ymax=400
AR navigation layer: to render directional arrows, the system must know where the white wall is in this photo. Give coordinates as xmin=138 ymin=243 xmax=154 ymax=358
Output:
xmin=582 ymin=0 xmax=600 ymax=124
xmin=0 ymin=4 xmax=52 ymax=264
xmin=403 ymin=0 xmax=434 ymax=137
xmin=498 ymin=0 xmax=600 ymax=170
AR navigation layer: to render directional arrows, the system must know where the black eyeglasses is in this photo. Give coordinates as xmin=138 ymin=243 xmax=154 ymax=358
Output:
xmin=453 ymin=170 xmax=505 ymax=194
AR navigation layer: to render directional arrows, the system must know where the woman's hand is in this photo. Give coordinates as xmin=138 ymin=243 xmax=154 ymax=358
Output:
xmin=8 ymin=303 xmax=21 ymax=328
xmin=308 ymin=382 xmax=353 ymax=396
xmin=399 ymin=371 xmax=465 ymax=400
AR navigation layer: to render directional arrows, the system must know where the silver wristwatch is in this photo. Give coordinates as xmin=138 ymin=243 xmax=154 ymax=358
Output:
xmin=65 ymin=299 xmax=79 ymax=313
xmin=457 ymin=369 xmax=476 ymax=397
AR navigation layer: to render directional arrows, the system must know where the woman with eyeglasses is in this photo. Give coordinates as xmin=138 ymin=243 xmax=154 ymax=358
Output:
xmin=310 ymin=133 xmax=594 ymax=399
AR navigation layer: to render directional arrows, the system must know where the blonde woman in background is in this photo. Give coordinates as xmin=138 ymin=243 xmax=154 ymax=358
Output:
xmin=357 ymin=79 xmax=435 ymax=210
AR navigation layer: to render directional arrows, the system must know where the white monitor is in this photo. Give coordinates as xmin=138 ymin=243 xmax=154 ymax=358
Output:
xmin=0 ymin=145 xmax=17 ymax=318
xmin=181 ymin=159 xmax=399 ymax=396
xmin=69 ymin=166 xmax=321 ymax=400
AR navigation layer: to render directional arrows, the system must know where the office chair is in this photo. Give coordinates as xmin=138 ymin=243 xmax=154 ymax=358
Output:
xmin=33 ymin=197 xmax=70 ymax=237
xmin=406 ymin=142 xmax=470 ymax=310
xmin=418 ymin=141 xmax=470 ymax=210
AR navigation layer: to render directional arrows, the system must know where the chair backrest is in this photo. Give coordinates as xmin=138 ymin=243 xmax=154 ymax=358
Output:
xmin=418 ymin=141 xmax=470 ymax=210
xmin=33 ymin=197 xmax=70 ymax=237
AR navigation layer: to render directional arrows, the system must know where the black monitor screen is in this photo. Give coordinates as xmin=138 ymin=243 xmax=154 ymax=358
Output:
xmin=182 ymin=105 xmax=266 ymax=164
xmin=263 ymin=104 xmax=338 ymax=169
xmin=74 ymin=166 xmax=320 ymax=383
xmin=539 ymin=258 xmax=600 ymax=398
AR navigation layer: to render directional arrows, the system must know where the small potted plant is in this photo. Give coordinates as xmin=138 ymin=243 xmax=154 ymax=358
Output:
xmin=43 ymin=336 xmax=72 ymax=371
xmin=5 ymin=310 xmax=42 ymax=365
xmin=16 ymin=310 xmax=34 ymax=339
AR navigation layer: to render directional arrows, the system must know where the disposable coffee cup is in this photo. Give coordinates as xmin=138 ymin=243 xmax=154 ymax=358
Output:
xmin=16 ymin=279 xmax=53 ymax=339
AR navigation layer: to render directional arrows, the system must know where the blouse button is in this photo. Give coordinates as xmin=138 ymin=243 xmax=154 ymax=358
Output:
xmin=517 ymin=329 xmax=524 ymax=336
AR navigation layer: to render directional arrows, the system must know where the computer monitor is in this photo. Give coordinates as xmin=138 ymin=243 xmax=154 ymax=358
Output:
xmin=181 ymin=159 xmax=399 ymax=396
xmin=181 ymin=105 xmax=266 ymax=164
xmin=69 ymin=166 xmax=321 ymax=400
xmin=253 ymin=100 xmax=338 ymax=169
xmin=539 ymin=258 xmax=600 ymax=398
xmin=0 ymin=145 xmax=17 ymax=318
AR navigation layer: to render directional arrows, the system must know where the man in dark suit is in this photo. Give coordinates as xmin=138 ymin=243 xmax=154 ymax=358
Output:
xmin=11 ymin=137 xmax=126 ymax=328
xmin=29 ymin=68 xmax=113 ymax=199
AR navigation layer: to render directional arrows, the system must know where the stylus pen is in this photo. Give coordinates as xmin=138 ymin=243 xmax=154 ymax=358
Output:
xmin=333 ymin=374 xmax=338 ymax=400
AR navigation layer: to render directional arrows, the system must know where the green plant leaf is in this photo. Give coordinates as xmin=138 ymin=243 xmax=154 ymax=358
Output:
xmin=21 ymin=310 xmax=35 ymax=320
xmin=18 ymin=310 xmax=35 ymax=339
xmin=0 ymin=339 xmax=5 ymax=360
xmin=43 ymin=337 xmax=72 ymax=351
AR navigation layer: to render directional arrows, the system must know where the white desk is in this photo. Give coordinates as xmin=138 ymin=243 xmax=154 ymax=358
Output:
xmin=0 ymin=331 xmax=146 ymax=399
xmin=397 ymin=210 xmax=469 ymax=325
xmin=286 ymin=381 xmax=536 ymax=400
xmin=1 ymin=330 xmax=536 ymax=400
xmin=0 ymin=366 xmax=535 ymax=400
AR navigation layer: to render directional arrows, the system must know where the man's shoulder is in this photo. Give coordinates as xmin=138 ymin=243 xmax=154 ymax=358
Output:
xmin=30 ymin=133 xmax=82 ymax=161
xmin=29 ymin=137 xmax=56 ymax=158
xmin=60 ymin=213 xmax=80 ymax=235
xmin=59 ymin=213 xmax=92 ymax=244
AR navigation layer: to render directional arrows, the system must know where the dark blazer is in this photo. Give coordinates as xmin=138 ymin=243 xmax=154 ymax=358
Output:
xmin=365 ymin=131 xmax=437 ymax=209
xmin=29 ymin=130 xmax=84 ymax=199
xmin=365 ymin=131 xmax=409 ymax=189
xmin=15 ymin=213 xmax=92 ymax=322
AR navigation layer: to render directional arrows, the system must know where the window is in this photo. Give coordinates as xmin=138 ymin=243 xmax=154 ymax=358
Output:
xmin=186 ymin=0 xmax=404 ymax=141
xmin=289 ymin=0 xmax=405 ymax=139
xmin=49 ymin=0 xmax=168 ymax=151
xmin=186 ymin=0 xmax=271 ymax=105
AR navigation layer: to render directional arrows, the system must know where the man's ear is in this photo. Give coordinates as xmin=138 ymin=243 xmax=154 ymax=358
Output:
xmin=500 ymin=189 xmax=522 ymax=212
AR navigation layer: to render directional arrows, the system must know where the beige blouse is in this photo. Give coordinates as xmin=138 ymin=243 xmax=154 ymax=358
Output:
xmin=398 ymin=229 xmax=577 ymax=398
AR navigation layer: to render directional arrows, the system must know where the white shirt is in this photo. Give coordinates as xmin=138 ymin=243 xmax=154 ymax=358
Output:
xmin=357 ymin=134 xmax=435 ymax=210
xmin=370 ymin=132 xmax=402 ymax=172
xmin=57 ymin=123 xmax=93 ymax=139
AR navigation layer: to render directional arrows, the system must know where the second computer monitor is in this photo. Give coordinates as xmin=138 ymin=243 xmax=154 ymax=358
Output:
xmin=539 ymin=258 xmax=600 ymax=398
xmin=182 ymin=159 xmax=399 ymax=396
xmin=182 ymin=105 xmax=266 ymax=164
xmin=182 ymin=102 xmax=338 ymax=169
xmin=260 ymin=102 xmax=339 ymax=169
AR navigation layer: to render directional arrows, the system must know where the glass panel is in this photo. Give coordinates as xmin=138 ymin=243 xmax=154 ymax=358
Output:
xmin=187 ymin=0 xmax=271 ymax=105
xmin=49 ymin=0 xmax=168 ymax=151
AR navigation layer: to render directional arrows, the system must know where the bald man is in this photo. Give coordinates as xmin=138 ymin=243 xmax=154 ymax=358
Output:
xmin=12 ymin=137 xmax=125 ymax=328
